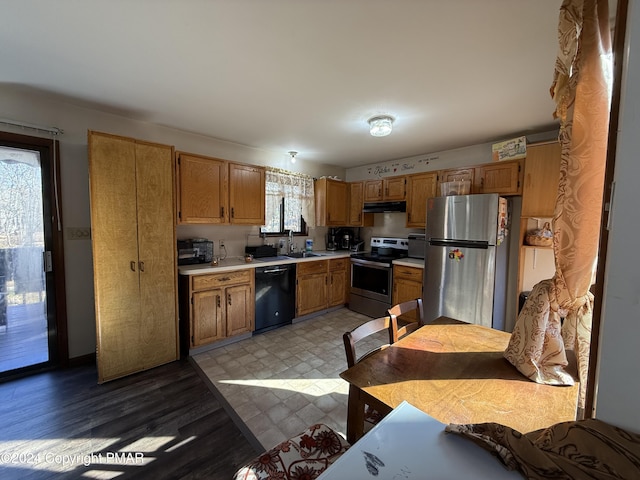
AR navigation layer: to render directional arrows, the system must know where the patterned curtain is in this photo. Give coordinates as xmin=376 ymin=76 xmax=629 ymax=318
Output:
xmin=264 ymin=167 xmax=315 ymax=232
xmin=504 ymin=0 xmax=612 ymax=409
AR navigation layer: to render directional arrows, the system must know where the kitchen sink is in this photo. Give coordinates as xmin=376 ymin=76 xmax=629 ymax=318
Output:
xmin=285 ymin=252 xmax=322 ymax=258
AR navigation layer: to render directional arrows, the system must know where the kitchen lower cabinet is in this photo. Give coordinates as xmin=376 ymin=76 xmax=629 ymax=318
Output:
xmin=296 ymin=260 xmax=329 ymax=317
xmin=192 ymin=288 xmax=225 ymax=345
xmin=328 ymin=258 xmax=349 ymax=307
xmin=89 ymin=131 xmax=178 ymax=383
xmin=392 ymin=264 xmax=424 ymax=323
xmin=297 ymin=258 xmax=349 ymax=316
xmin=182 ymin=269 xmax=255 ymax=349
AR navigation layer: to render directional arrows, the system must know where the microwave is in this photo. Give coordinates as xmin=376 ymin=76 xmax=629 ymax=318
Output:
xmin=177 ymin=239 xmax=214 ymax=265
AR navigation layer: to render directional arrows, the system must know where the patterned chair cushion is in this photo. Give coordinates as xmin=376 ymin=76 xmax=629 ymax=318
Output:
xmin=233 ymin=423 xmax=349 ymax=480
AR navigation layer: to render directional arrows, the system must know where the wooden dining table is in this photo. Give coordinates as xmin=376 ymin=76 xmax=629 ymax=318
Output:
xmin=340 ymin=317 xmax=580 ymax=444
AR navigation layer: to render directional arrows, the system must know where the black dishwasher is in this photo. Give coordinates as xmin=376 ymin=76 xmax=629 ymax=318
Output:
xmin=254 ymin=264 xmax=296 ymax=334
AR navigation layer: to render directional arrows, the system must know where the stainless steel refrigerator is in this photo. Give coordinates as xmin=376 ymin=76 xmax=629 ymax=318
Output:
xmin=422 ymin=193 xmax=509 ymax=330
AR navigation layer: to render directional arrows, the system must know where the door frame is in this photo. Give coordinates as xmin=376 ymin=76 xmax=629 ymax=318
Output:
xmin=0 ymin=131 xmax=69 ymax=372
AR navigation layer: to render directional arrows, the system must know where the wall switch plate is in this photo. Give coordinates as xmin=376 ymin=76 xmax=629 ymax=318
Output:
xmin=66 ymin=227 xmax=91 ymax=240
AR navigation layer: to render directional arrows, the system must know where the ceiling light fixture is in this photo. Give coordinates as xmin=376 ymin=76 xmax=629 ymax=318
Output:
xmin=368 ymin=115 xmax=394 ymax=137
xmin=288 ymin=151 xmax=298 ymax=163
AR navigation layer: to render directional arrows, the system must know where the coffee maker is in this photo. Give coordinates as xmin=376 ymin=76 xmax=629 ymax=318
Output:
xmin=326 ymin=228 xmax=337 ymax=251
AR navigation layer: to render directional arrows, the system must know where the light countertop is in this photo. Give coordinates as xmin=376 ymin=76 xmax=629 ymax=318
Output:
xmin=178 ymin=250 xmax=351 ymax=275
xmin=392 ymin=257 xmax=425 ymax=268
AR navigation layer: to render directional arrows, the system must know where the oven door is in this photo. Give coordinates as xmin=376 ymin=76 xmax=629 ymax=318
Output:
xmin=350 ymin=258 xmax=392 ymax=303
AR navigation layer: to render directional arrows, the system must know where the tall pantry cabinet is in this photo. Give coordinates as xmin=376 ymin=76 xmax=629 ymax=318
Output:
xmin=88 ymin=131 xmax=179 ymax=383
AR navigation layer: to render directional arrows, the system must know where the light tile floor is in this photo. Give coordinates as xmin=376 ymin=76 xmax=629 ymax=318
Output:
xmin=192 ymin=307 xmax=387 ymax=450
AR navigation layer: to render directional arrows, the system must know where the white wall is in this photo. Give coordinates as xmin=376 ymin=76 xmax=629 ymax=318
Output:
xmin=345 ymin=131 xmax=557 ymax=181
xmin=0 ymin=85 xmax=344 ymax=358
xmin=594 ymin=0 xmax=640 ymax=432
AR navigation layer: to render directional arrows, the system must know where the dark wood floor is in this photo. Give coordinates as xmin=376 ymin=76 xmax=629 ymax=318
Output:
xmin=0 ymin=360 xmax=259 ymax=479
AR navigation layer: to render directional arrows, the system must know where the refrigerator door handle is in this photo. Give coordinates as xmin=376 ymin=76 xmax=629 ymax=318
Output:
xmin=429 ymin=239 xmax=490 ymax=249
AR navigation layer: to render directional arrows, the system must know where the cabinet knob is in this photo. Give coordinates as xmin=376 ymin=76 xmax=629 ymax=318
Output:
xmin=130 ymin=261 xmax=136 ymax=272
xmin=216 ymin=295 xmax=221 ymax=308
xmin=227 ymin=294 xmax=232 ymax=306
xmin=139 ymin=261 xmax=145 ymax=272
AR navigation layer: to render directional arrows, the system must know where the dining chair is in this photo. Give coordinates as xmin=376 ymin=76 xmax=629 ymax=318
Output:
xmin=343 ymin=315 xmax=394 ymax=368
xmin=343 ymin=315 xmax=395 ymax=430
xmin=387 ymin=298 xmax=424 ymax=343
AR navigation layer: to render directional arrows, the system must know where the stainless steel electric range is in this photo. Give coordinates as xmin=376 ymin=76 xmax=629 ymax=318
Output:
xmin=349 ymin=236 xmax=409 ymax=318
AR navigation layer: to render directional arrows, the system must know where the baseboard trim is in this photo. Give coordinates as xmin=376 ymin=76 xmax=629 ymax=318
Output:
xmin=67 ymin=353 xmax=96 ymax=367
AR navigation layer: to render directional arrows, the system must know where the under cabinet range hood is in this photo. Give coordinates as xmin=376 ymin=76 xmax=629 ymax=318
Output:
xmin=363 ymin=201 xmax=407 ymax=213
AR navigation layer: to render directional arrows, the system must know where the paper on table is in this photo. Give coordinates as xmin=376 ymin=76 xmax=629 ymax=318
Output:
xmin=318 ymin=401 xmax=520 ymax=479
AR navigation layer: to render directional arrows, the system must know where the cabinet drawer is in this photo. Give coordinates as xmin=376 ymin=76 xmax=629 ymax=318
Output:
xmin=393 ymin=265 xmax=423 ymax=281
xmin=297 ymin=259 xmax=328 ymax=276
xmin=329 ymin=258 xmax=348 ymax=271
xmin=192 ymin=269 xmax=253 ymax=291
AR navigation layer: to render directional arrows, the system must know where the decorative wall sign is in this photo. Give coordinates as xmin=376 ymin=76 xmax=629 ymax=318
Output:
xmin=365 ymin=155 xmax=440 ymax=178
xmin=492 ymin=136 xmax=527 ymax=161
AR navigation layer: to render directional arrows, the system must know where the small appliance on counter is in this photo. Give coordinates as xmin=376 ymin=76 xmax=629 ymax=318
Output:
xmin=245 ymin=245 xmax=278 ymax=258
xmin=177 ymin=239 xmax=214 ymax=265
xmin=326 ymin=228 xmax=338 ymax=251
xmin=350 ymin=240 xmax=365 ymax=253
xmin=408 ymin=233 xmax=426 ymax=259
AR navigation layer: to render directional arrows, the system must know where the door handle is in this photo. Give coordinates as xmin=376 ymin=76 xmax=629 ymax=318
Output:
xmin=139 ymin=261 xmax=145 ymax=272
xmin=130 ymin=261 xmax=136 ymax=272
xmin=43 ymin=251 xmax=53 ymax=273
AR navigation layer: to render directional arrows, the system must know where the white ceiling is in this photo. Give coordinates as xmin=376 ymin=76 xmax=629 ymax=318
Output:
xmin=1 ymin=0 xmax=566 ymax=168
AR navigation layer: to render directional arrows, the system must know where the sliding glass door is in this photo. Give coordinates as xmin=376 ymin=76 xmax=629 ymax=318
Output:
xmin=0 ymin=133 xmax=62 ymax=377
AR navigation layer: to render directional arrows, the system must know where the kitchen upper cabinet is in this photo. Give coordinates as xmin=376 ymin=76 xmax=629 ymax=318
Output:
xmin=176 ymin=152 xmax=265 ymax=226
xmin=438 ymin=167 xmax=475 ymax=195
xmin=477 ymin=159 xmax=523 ymax=196
xmin=315 ymin=178 xmax=349 ymax=226
xmin=229 ymin=163 xmax=265 ymax=225
xmin=392 ymin=265 xmax=423 ymax=323
xmin=328 ymin=258 xmax=349 ymax=307
xmin=182 ymin=269 xmax=254 ymax=349
xmin=88 ymin=131 xmax=178 ymax=383
xmin=364 ymin=176 xmax=406 ymax=202
xmin=176 ymin=152 xmax=228 ymax=224
xmin=437 ymin=161 xmax=522 ymax=196
xmin=347 ymin=182 xmax=374 ymax=227
xmin=521 ymin=142 xmax=561 ymax=217
xmin=296 ymin=260 xmax=329 ymax=316
xmin=406 ymin=172 xmax=438 ymax=228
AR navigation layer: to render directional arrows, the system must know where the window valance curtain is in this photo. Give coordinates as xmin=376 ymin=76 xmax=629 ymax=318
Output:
xmin=504 ymin=0 xmax=612 ymax=410
xmin=264 ymin=167 xmax=315 ymax=231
